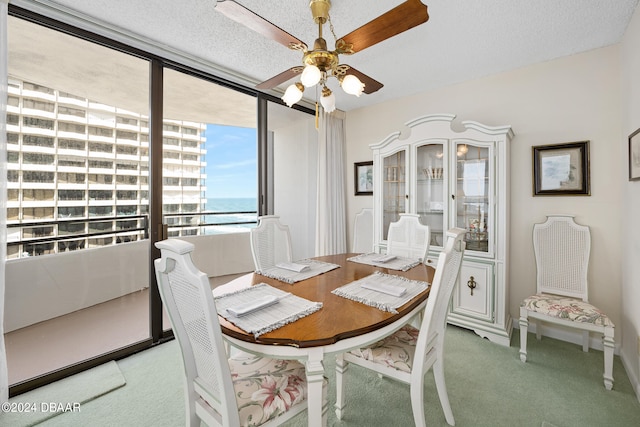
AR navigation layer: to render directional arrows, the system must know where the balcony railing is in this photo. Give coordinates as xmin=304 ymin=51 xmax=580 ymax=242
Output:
xmin=6 ymin=210 xmax=258 ymax=259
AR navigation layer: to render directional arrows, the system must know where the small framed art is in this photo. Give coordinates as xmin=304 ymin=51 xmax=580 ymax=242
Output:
xmin=354 ymin=161 xmax=373 ymax=195
xmin=629 ymin=128 xmax=640 ymax=181
xmin=533 ymin=141 xmax=590 ymax=196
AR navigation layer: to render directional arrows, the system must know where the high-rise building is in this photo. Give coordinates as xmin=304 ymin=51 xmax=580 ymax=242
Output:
xmin=5 ymin=78 xmax=207 ymax=259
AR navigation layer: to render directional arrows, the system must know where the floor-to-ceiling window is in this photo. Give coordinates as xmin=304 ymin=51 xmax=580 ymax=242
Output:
xmin=162 ymin=68 xmax=258 ymax=240
xmin=4 ymin=6 xmax=314 ymax=395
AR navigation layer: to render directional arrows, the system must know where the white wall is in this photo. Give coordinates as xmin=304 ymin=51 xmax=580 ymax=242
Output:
xmin=181 ymin=232 xmax=254 ymax=277
xmin=345 ymin=46 xmax=624 ymax=347
xmin=274 ymin=117 xmax=318 ymax=260
xmin=5 ymin=241 xmax=149 ymax=332
xmin=620 ymin=4 xmax=640 ymax=399
xmin=5 ymin=232 xmax=255 ymax=332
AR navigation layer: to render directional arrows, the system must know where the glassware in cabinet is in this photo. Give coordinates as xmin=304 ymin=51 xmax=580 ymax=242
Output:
xmin=382 ymin=150 xmax=406 ymax=240
xmin=416 ymin=143 xmax=446 ymax=247
xmin=455 ymin=143 xmax=490 ymax=253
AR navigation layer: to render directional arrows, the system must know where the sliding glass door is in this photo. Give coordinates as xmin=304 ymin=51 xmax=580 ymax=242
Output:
xmin=5 ymin=14 xmax=151 ymax=386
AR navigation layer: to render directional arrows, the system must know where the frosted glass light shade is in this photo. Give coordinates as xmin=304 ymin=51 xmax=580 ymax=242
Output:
xmin=301 ymin=65 xmax=322 ymax=87
xmin=320 ymin=91 xmax=336 ymax=112
xmin=341 ymin=74 xmax=365 ymax=97
xmin=282 ymin=83 xmax=304 ymax=107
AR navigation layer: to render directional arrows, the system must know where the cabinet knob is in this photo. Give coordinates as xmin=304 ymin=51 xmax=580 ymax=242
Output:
xmin=405 ymin=194 xmax=409 ymax=199
xmin=467 ymin=276 xmax=477 ymax=296
xmin=451 ymin=194 xmax=455 ymax=200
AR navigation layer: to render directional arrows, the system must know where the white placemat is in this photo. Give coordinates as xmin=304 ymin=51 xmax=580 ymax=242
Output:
xmin=257 ymin=259 xmax=340 ymax=284
xmin=331 ymin=271 xmax=430 ymax=314
xmin=347 ymin=253 xmax=422 ymax=271
xmin=215 ymin=283 xmax=322 ymax=338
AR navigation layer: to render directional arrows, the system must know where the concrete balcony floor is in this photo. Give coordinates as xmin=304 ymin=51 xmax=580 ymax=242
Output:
xmin=4 ymin=273 xmax=245 ymax=385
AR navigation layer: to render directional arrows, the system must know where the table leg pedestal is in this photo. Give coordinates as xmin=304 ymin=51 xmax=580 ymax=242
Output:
xmin=305 ymin=348 xmax=327 ymax=427
xmin=334 ymin=353 xmax=347 ymax=420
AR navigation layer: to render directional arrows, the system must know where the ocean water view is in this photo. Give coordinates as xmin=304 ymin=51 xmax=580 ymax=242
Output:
xmin=202 ymin=197 xmax=257 ymax=234
xmin=205 ymin=197 xmax=257 ymax=213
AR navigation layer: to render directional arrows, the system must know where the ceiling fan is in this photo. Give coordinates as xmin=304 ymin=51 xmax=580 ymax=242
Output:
xmin=215 ymin=0 xmax=429 ymax=112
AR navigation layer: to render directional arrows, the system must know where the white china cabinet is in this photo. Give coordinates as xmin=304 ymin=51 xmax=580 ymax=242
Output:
xmin=370 ymin=114 xmax=514 ymax=345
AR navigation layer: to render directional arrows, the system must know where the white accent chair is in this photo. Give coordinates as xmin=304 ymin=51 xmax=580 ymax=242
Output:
xmin=335 ymin=228 xmax=466 ymax=426
xmin=386 ymin=213 xmax=430 ymax=262
xmin=154 ymin=238 xmax=325 ymax=426
xmin=519 ymin=215 xmax=615 ymax=390
xmin=352 ymin=208 xmax=374 ymax=253
xmin=250 ymin=215 xmax=293 ymax=271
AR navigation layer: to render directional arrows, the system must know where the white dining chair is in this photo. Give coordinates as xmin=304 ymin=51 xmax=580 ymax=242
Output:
xmin=352 ymin=208 xmax=374 ymax=253
xmin=519 ymin=215 xmax=615 ymax=390
xmin=154 ymin=238 xmax=326 ymax=426
xmin=386 ymin=213 xmax=430 ymax=262
xmin=250 ymin=215 xmax=293 ymax=271
xmin=335 ymin=228 xmax=466 ymax=426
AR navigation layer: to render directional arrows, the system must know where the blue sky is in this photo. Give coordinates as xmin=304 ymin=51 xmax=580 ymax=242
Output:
xmin=204 ymin=124 xmax=257 ymax=199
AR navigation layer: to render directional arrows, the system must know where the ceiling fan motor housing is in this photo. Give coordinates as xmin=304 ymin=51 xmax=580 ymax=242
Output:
xmin=304 ymin=38 xmax=338 ymax=73
xmin=310 ymin=0 xmax=331 ymax=24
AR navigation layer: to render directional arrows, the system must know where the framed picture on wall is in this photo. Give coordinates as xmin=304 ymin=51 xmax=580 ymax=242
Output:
xmin=354 ymin=161 xmax=373 ymax=195
xmin=629 ymin=128 xmax=640 ymax=181
xmin=533 ymin=141 xmax=590 ymax=196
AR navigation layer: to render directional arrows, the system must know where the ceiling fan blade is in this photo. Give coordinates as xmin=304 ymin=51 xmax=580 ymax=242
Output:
xmin=216 ymin=0 xmax=307 ymax=50
xmin=256 ymin=66 xmax=303 ymax=90
xmin=340 ymin=65 xmax=384 ymax=94
xmin=336 ymin=0 xmax=429 ymax=54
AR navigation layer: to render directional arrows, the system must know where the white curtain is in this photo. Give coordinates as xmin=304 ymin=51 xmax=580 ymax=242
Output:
xmin=315 ymin=110 xmax=347 ymax=256
xmin=0 ymin=0 xmax=9 ymax=404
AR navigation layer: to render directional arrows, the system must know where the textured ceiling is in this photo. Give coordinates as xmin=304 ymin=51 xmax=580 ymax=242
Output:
xmin=16 ymin=0 xmax=640 ymax=112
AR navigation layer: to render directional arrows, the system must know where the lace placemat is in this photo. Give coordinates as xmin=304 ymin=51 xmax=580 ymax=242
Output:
xmin=331 ymin=271 xmax=429 ymax=314
xmin=256 ymin=259 xmax=340 ymax=284
xmin=215 ymin=283 xmax=322 ymax=338
xmin=347 ymin=253 xmax=422 ymax=271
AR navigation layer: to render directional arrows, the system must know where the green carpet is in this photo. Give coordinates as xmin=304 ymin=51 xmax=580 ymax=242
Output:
xmin=13 ymin=326 xmax=640 ymax=426
xmin=3 ymin=360 xmax=126 ymax=426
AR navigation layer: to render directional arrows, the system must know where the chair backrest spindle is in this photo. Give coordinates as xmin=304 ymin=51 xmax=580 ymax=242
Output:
xmin=154 ymin=238 xmax=240 ymax=426
xmin=418 ymin=228 xmax=466 ymax=344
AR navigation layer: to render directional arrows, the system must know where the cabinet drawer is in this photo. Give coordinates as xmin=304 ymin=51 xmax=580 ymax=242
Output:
xmin=451 ymin=261 xmax=494 ymax=322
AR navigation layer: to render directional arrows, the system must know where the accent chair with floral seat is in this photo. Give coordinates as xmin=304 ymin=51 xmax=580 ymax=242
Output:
xmin=519 ymin=215 xmax=615 ymax=390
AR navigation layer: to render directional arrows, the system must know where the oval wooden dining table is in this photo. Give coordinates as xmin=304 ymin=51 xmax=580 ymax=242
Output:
xmin=213 ymin=253 xmax=435 ymax=427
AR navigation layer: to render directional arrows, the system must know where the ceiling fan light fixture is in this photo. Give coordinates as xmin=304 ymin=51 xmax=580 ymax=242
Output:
xmin=220 ymin=0 xmax=430 ymax=109
xmin=341 ymin=74 xmax=365 ymax=97
xmin=320 ymin=86 xmax=336 ymax=112
xmin=301 ymin=64 xmax=322 ymax=87
xmin=282 ymin=82 xmax=304 ymax=107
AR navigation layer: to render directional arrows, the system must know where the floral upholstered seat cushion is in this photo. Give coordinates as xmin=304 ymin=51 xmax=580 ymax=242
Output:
xmin=229 ymin=354 xmax=324 ymax=426
xmin=348 ymin=325 xmax=421 ymax=373
xmin=521 ymin=293 xmax=614 ymax=327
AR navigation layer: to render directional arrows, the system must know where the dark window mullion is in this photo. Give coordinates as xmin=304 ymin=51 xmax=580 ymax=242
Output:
xmin=148 ymin=59 xmax=164 ymax=342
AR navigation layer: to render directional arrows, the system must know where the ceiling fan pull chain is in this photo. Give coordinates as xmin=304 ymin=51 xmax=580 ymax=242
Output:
xmin=327 ymin=14 xmax=338 ymax=42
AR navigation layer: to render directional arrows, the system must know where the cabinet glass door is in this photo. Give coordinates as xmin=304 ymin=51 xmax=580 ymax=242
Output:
xmin=455 ymin=142 xmax=491 ymax=253
xmin=416 ymin=143 xmax=446 ymax=247
xmin=382 ymin=150 xmax=406 ymax=240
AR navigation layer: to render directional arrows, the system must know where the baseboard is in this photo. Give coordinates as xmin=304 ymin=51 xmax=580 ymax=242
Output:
xmin=620 ymin=350 xmax=640 ymax=403
xmin=513 ymin=320 xmax=620 ymax=355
